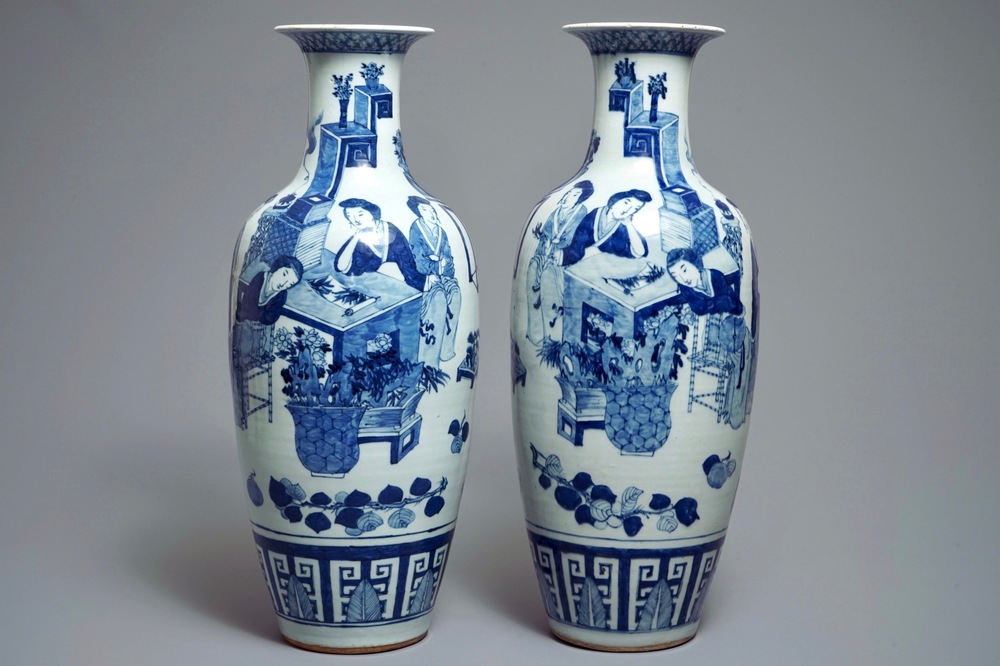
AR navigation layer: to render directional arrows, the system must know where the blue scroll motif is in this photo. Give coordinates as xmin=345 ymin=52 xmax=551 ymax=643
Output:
xmin=528 ymin=532 xmax=725 ymax=632
xmin=254 ymin=530 xmax=452 ymax=626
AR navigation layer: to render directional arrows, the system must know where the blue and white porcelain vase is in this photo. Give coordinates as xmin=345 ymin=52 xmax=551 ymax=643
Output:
xmin=229 ymin=24 xmax=479 ymax=654
xmin=510 ymin=23 xmax=759 ymax=652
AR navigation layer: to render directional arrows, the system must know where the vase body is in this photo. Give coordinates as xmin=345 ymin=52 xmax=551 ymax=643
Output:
xmin=510 ymin=23 xmax=759 ymax=651
xmin=229 ymin=25 xmax=479 ymax=653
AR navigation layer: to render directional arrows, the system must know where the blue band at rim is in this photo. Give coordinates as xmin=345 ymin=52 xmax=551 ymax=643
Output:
xmin=563 ymin=22 xmax=725 ymax=56
xmin=275 ymin=24 xmax=434 ymax=54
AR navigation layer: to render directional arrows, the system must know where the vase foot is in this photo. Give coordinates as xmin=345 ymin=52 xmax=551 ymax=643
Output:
xmin=283 ymin=631 xmax=427 ymax=654
xmin=551 ymin=629 xmax=695 ymax=653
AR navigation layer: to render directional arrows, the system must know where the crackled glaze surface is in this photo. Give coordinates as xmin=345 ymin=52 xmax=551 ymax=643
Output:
xmin=229 ymin=25 xmax=478 ymax=653
xmin=511 ymin=23 xmax=757 ymax=652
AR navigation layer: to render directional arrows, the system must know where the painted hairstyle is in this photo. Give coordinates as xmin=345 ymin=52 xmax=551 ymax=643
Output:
xmin=568 ymin=180 xmax=595 ymax=204
xmin=406 ymin=195 xmax=432 ymax=216
xmin=665 ymin=247 xmax=704 ymax=271
xmin=339 ymin=197 xmax=382 ymax=220
xmin=269 ymin=254 xmax=305 ymax=280
xmin=606 ymin=188 xmax=653 ymax=208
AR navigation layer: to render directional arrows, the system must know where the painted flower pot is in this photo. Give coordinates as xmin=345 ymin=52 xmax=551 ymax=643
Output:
xmin=287 ymin=404 xmax=364 ymax=476
xmin=602 ymin=381 xmax=676 ymax=455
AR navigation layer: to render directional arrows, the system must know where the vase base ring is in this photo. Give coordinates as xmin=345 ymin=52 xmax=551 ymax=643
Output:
xmin=283 ymin=631 xmax=427 ymax=654
xmin=551 ymin=629 xmax=695 ymax=653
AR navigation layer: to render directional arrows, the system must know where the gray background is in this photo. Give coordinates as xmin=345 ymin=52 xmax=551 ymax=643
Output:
xmin=2 ymin=0 xmax=998 ymax=663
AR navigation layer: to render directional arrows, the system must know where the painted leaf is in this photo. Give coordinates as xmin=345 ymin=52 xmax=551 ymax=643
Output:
xmin=409 ymin=572 xmax=436 ymax=615
xmin=674 ymin=498 xmax=700 ymax=526
xmin=285 ymin=575 xmax=316 ymax=621
xmin=268 ymin=477 xmax=292 ymax=508
xmin=620 ymin=486 xmax=643 ymax=514
xmin=280 ymin=478 xmax=307 ymax=502
xmin=636 ymin=579 xmax=673 ymax=631
xmin=448 ymin=419 xmax=461 ymax=436
xmin=461 ymin=421 xmax=470 ymax=442
xmin=535 ymin=567 xmax=560 ymax=619
xmin=346 ymin=580 xmax=383 ymax=623
xmin=576 ymin=577 xmax=608 ymax=629
xmin=344 ymin=490 xmax=372 ymax=507
xmin=357 ymin=511 xmax=383 ymax=533
xmin=309 ymin=492 xmax=332 ymax=506
xmin=726 ymin=459 xmax=738 ymax=476
xmin=335 ymin=507 xmax=363 ymax=528
xmin=649 ymin=493 xmax=672 ymax=510
xmin=590 ymin=499 xmax=613 ymax=522
xmin=657 ymin=510 xmax=679 ymax=533
xmin=544 ymin=454 xmax=563 ymax=478
xmin=410 ymin=477 xmax=432 ymax=496
xmin=377 ymin=485 xmax=404 ymax=505
xmin=702 ymin=454 xmax=722 ymax=476
xmin=304 ymin=511 xmax=332 ymax=533
xmin=424 ymin=495 xmax=445 ymax=517
xmin=451 ymin=435 xmax=463 ymax=454
xmin=388 ymin=508 xmax=416 ymax=529
xmin=623 ymin=515 xmax=644 ymax=537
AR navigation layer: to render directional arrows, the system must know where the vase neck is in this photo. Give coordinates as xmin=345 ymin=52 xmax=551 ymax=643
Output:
xmin=276 ymin=26 xmax=431 ymax=194
xmin=301 ymin=51 xmax=406 ymax=146
xmin=565 ymin=24 xmax=724 ymax=180
xmin=588 ymin=51 xmax=696 ymax=168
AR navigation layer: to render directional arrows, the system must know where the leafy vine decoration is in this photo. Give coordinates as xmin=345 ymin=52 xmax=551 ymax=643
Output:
xmin=266 ymin=475 xmax=448 ymax=536
xmin=529 ymin=444 xmax=699 ymax=537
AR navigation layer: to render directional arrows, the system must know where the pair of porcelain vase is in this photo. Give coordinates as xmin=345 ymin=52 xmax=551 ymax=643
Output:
xmin=229 ymin=22 xmax=758 ymax=654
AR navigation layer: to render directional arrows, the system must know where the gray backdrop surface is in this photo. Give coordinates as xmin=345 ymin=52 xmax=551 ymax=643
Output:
xmin=1 ymin=0 xmax=998 ymax=663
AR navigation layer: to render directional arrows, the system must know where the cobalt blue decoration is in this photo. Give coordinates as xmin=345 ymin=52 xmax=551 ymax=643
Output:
xmin=512 ymin=22 xmax=759 ymax=651
xmin=229 ymin=24 xmax=478 ymax=654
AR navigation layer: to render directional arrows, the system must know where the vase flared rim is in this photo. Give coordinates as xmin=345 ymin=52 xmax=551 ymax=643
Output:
xmin=275 ymin=24 xmax=434 ymax=54
xmin=563 ymin=22 xmax=725 ymax=56
xmin=275 ymin=24 xmax=434 ymax=34
xmin=563 ymin=22 xmax=724 ymax=34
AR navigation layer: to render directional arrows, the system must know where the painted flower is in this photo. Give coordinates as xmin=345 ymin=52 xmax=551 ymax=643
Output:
xmin=367 ymin=333 xmax=392 ymax=356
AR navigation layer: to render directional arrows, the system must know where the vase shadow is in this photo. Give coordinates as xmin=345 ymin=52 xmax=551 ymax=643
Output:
xmin=446 ymin=482 xmax=550 ymax=635
xmin=114 ymin=439 xmax=282 ymax=644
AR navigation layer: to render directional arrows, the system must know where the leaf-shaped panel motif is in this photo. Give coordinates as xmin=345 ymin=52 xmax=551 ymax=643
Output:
xmin=285 ymin=574 xmax=316 ymax=621
xmin=575 ymin=577 xmax=608 ymax=629
xmin=534 ymin=566 xmax=560 ymax=619
xmin=636 ymin=579 xmax=673 ymax=631
xmin=409 ymin=572 xmax=436 ymax=616
xmin=346 ymin=579 xmax=382 ymax=623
